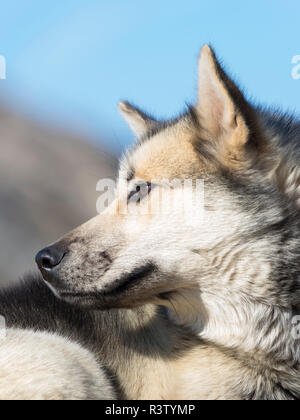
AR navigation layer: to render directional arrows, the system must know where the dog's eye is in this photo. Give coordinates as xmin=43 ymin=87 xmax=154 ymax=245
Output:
xmin=128 ymin=182 xmax=152 ymax=203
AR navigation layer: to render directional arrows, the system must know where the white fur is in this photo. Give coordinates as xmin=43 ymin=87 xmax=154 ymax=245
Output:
xmin=0 ymin=329 xmax=116 ymax=400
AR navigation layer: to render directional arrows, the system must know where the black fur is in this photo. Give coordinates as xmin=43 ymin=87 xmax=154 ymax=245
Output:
xmin=0 ymin=274 xmax=100 ymax=350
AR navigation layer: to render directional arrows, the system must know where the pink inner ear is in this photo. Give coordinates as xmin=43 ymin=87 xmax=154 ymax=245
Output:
xmin=199 ymin=80 xmax=228 ymax=134
xmin=209 ymin=88 xmax=224 ymax=121
xmin=197 ymin=49 xmax=235 ymax=134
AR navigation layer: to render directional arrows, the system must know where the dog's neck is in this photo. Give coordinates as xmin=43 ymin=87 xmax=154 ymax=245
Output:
xmin=91 ymin=304 xmax=199 ymax=399
xmin=164 ymin=214 xmax=300 ymax=365
xmin=166 ymin=287 xmax=300 ymax=366
xmin=202 ymin=292 xmax=300 ymax=362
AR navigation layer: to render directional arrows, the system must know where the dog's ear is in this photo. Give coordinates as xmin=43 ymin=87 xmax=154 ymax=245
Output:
xmin=118 ymin=101 xmax=157 ymax=138
xmin=195 ymin=45 xmax=264 ymax=167
xmin=195 ymin=47 xmax=300 ymax=204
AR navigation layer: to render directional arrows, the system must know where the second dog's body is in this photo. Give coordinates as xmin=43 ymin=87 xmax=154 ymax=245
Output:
xmin=0 ymin=328 xmax=115 ymax=400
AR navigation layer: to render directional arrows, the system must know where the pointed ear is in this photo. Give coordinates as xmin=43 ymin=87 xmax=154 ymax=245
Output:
xmin=196 ymin=45 xmax=258 ymax=157
xmin=118 ymin=101 xmax=157 ymax=138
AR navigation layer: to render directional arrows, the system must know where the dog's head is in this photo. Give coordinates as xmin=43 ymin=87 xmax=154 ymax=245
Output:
xmin=36 ymin=46 xmax=295 ymax=311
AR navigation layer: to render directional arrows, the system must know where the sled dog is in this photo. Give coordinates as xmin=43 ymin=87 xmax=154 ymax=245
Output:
xmin=2 ymin=45 xmax=300 ymax=399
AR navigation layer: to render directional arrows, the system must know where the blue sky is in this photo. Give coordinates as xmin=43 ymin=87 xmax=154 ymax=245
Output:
xmin=0 ymin=0 xmax=299 ymax=151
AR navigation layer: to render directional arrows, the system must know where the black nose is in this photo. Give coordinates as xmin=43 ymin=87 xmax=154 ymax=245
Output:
xmin=35 ymin=246 xmax=66 ymax=271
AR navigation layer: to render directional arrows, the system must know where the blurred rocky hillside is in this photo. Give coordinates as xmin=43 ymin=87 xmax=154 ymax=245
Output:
xmin=0 ymin=106 xmax=117 ymax=287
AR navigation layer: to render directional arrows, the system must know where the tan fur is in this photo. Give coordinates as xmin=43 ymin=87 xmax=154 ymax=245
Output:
xmin=170 ymin=346 xmax=243 ymax=400
xmin=132 ymin=124 xmax=206 ymax=180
